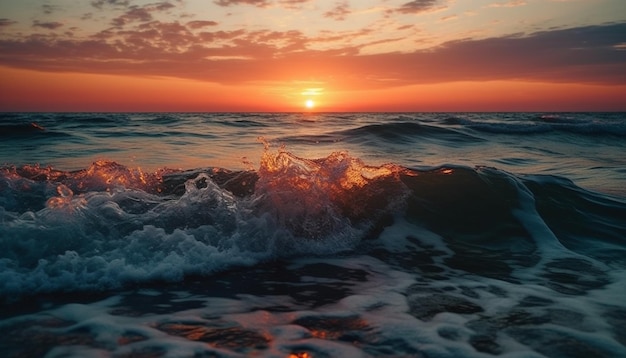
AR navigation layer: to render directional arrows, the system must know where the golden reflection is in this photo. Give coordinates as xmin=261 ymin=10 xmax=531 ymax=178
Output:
xmin=289 ymin=352 xmax=313 ymax=358
xmin=255 ymin=146 xmax=409 ymax=237
xmin=116 ymin=333 xmax=147 ymax=346
xmin=82 ymin=161 xmax=146 ymax=189
xmin=156 ymin=323 xmax=271 ymax=350
xmin=286 ymin=316 xmax=373 ymax=356
xmin=8 ymin=160 xmax=168 ymax=194
xmin=46 ymin=184 xmax=86 ymax=212
xmin=71 ymin=160 xmax=166 ymax=193
xmin=305 ymin=317 xmax=370 ymax=340
xmin=10 ymin=163 xmax=68 ymax=182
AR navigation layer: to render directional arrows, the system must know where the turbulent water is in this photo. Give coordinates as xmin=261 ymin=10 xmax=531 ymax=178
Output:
xmin=0 ymin=112 xmax=625 ymax=357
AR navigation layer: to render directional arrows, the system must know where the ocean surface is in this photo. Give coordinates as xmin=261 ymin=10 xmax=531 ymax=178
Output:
xmin=0 ymin=112 xmax=625 ymax=357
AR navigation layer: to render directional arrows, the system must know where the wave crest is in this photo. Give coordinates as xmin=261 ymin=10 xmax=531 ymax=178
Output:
xmin=0 ymin=148 xmax=414 ymax=298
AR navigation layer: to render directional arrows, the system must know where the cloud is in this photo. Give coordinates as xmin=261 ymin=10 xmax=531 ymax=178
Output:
xmin=396 ymin=0 xmax=441 ymax=14
xmin=211 ymin=0 xmax=310 ymax=9
xmin=353 ymin=23 xmax=626 ymax=86
xmin=324 ymin=1 xmax=351 ymax=21
xmin=187 ymin=20 xmax=219 ymax=29
xmin=111 ymin=3 xmax=176 ymax=27
xmin=151 ymin=2 xmax=177 ymax=11
xmin=32 ymin=20 xmax=64 ymax=30
xmin=279 ymin=0 xmax=310 ymax=6
xmin=214 ymin=0 xmax=271 ymax=7
xmin=0 ymin=23 xmax=624 ymax=88
xmin=0 ymin=19 xmax=18 ymax=27
xmin=439 ymin=15 xmax=457 ymax=22
xmin=112 ymin=7 xmax=152 ymax=26
xmin=487 ymin=0 xmax=527 ymax=8
xmin=42 ymin=4 xmax=61 ymax=14
xmin=91 ymin=0 xmax=131 ymax=9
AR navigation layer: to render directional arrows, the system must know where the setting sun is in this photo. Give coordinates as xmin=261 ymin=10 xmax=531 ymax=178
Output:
xmin=305 ymin=99 xmax=315 ymax=109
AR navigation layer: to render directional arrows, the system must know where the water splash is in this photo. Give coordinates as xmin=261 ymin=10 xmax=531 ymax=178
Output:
xmin=254 ymin=145 xmax=409 ymax=241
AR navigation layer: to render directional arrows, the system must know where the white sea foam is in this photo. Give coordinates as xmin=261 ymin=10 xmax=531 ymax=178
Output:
xmin=2 ymin=246 xmax=625 ymax=357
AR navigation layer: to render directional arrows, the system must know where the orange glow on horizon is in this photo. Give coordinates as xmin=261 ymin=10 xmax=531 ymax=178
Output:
xmin=1 ymin=66 xmax=625 ymax=112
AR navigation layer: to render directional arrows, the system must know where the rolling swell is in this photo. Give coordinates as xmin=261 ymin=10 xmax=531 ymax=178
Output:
xmin=399 ymin=165 xmax=626 ymax=285
xmin=1 ymin=149 xmax=625 ymax=299
xmin=522 ymin=174 xmax=626 ymax=264
xmin=0 ymin=123 xmax=72 ymax=139
xmin=459 ymin=114 xmax=626 ymax=136
xmin=340 ymin=121 xmax=483 ymax=144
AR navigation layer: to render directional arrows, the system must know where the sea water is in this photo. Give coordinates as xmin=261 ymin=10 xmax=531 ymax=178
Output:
xmin=0 ymin=112 xmax=625 ymax=357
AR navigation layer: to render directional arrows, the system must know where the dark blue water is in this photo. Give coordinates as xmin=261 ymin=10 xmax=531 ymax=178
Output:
xmin=1 ymin=112 xmax=625 ymax=357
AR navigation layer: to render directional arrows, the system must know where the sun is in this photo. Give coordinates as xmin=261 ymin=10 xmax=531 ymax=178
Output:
xmin=305 ymin=99 xmax=315 ymax=109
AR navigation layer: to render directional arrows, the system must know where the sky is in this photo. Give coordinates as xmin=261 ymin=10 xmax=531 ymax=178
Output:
xmin=0 ymin=0 xmax=625 ymax=112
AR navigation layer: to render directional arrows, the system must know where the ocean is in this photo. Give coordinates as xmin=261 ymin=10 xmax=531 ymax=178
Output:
xmin=0 ymin=112 xmax=625 ymax=357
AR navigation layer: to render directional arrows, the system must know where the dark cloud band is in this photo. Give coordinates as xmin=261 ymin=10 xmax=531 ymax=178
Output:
xmin=1 ymin=21 xmax=624 ymax=88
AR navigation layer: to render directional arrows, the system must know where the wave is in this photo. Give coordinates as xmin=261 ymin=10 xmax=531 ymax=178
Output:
xmin=0 ymin=123 xmax=74 ymax=141
xmin=0 ymin=123 xmax=46 ymax=136
xmin=279 ymin=121 xmax=483 ymax=147
xmin=340 ymin=121 xmax=483 ymax=143
xmin=279 ymin=113 xmax=625 ymax=149
xmin=452 ymin=113 xmax=626 ymax=136
xmin=1 ymin=147 xmax=625 ymax=300
xmin=218 ymin=119 xmax=270 ymax=128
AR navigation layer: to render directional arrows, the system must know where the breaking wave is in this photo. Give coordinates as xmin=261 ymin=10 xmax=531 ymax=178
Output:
xmin=1 ymin=146 xmax=625 ymax=300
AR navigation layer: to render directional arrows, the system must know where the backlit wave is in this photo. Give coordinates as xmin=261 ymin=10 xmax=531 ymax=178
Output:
xmin=1 ymin=145 xmax=625 ymax=299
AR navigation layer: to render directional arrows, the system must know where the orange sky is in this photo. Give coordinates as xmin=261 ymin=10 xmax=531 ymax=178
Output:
xmin=1 ymin=0 xmax=625 ymax=112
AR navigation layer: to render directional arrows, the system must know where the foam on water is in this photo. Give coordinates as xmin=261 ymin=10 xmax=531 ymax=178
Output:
xmin=369 ymin=217 xmax=626 ymax=357
xmin=3 ymin=245 xmax=624 ymax=357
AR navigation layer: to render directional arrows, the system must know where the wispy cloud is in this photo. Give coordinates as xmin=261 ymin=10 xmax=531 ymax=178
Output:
xmin=42 ymin=4 xmax=61 ymax=15
xmin=187 ymin=20 xmax=219 ymax=29
xmin=440 ymin=14 xmax=457 ymax=22
xmin=278 ymin=0 xmax=310 ymax=9
xmin=324 ymin=1 xmax=351 ymax=21
xmin=487 ymin=0 xmax=527 ymax=8
xmin=0 ymin=19 xmax=18 ymax=27
xmin=111 ymin=2 xmax=176 ymax=27
xmin=91 ymin=0 xmax=131 ymax=9
xmin=112 ymin=7 xmax=152 ymax=26
xmin=32 ymin=20 xmax=64 ymax=30
xmin=214 ymin=0 xmax=271 ymax=7
xmin=396 ymin=0 xmax=441 ymax=14
xmin=213 ymin=0 xmax=312 ymax=9
xmin=150 ymin=2 xmax=177 ymax=11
